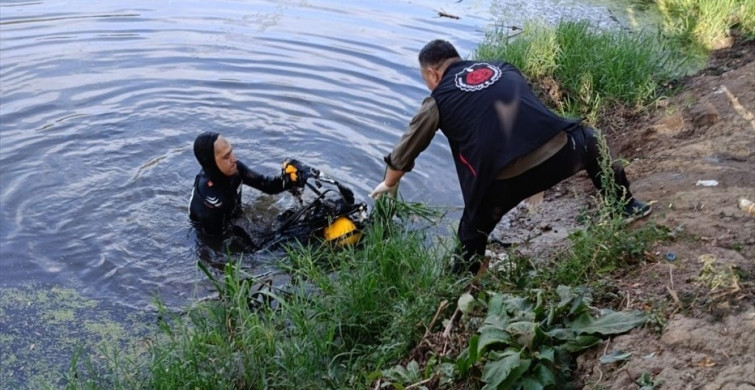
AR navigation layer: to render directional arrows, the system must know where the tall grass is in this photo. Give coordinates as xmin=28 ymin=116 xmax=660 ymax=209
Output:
xmin=476 ymin=1 xmax=754 ymax=121
xmin=657 ymin=0 xmax=755 ymax=48
xmin=477 ymin=22 xmax=560 ymax=80
xmin=65 ymin=198 xmax=462 ymax=389
xmin=476 ymin=20 xmax=680 ymax=122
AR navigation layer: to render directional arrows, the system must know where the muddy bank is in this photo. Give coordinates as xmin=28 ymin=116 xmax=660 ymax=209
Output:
xmin=489 ymin=38 xmax=754 ymax=389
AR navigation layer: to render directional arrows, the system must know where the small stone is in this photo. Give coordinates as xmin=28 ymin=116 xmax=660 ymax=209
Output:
xmin=689 ymin=101 xmax=719 ymax=127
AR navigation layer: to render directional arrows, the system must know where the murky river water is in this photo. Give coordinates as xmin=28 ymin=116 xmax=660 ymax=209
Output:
xmin=0 ymin=0 xmax=658 ymax=386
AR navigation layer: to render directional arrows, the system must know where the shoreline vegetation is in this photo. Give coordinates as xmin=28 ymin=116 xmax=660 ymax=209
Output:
xmin=63 ymin=1 xmax=753 ymax=389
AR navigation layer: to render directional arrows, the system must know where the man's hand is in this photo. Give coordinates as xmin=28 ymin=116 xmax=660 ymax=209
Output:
xmin=369 ymin=181 xmax=397 ymax=199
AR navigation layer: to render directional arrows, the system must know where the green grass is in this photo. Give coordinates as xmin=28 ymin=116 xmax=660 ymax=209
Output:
xmin=656 ymin=0 xmax=755 ymax=48
xmin=539 ymin=132 xmax=665 ymax=289
xmin=477 ymin=21 xmax=560 ymax=81
xmin=476 ymin=20 xmax=682 ymax=122
xmin=64 ymin=198 xmax=463 ymax=389
xmin=475 ymin=0 xmax=755 ymax=123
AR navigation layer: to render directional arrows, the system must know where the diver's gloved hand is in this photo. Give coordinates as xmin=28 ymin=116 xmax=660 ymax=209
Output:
xmin=369 ymin=180 xmax=398 ymax=199
xmin=281 ymin=159 xmax=304 ymax=189
xmin=281 ymin=158 xmax=319 ymax=189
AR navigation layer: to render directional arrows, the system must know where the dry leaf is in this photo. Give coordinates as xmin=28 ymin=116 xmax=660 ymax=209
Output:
xmin=697 ymin=356 xmax=716 ymax=367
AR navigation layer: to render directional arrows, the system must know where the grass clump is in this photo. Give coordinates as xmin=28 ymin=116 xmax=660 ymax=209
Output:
xmin=544 ymin=132 xmax=666 ymax=288
xmin=382 ymin=286 xmax=648 ymax=389
xmin=476 ymin=20 xmax=680 ymax=122
xmin=64 ymin=198 xmax=462 ymax=389
xmin=656 ymin=0 xmax=755 ymax=48
xmin=476 ymin=0 xmax=755 ymax=123
xmin=476 ymin=21 xmax=560 ymax=80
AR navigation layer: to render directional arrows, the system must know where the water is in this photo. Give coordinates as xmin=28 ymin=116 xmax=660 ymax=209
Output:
xmin=0 ymin=0 xmax=658 ymax=386
xmin=1 ymin=0 xmax=482 ymax=309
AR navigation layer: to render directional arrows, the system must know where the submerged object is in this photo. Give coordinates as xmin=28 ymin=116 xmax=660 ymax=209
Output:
xmin=265 ymin=159 xmax=367 ymax=249
xmin=324 ymin=216 xmax=362 ymax=247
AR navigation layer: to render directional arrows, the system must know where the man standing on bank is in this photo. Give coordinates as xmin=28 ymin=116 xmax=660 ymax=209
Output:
xmin=369 ymin=39 xmax=651 ymax=274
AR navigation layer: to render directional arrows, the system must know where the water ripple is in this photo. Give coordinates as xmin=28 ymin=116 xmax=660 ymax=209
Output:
xmin=0 ymin=0 xmax=500 ymax=310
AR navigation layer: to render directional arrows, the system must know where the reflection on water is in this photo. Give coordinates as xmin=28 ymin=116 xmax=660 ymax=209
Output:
xmin=0 ymin=0 xmax=659 ymax=386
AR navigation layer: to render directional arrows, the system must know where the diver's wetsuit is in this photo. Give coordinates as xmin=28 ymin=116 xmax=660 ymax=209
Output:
xmin=189 ymin=160 xmax=290 ymax=237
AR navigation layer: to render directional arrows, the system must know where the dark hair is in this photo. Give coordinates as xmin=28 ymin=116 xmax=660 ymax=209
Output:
xmin=418 ymin=39 xmax=460 ymax=69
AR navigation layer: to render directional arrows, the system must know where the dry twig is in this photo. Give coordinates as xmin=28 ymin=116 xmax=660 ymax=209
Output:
xmin=406 ymin=377 xmax=434 ymax=389
xmin=443 ymin=306 xmax=461 ymax=338
xmin=423 ymin=300 xmax=449 ymax=340
xmin=436 ymin=9 xmax=460 ymax=19
xmin=666 ymin=285 xmax=682 ymax=312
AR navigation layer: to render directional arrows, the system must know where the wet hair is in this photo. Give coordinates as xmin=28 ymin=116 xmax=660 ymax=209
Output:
xmin=418 ymin=39 xmax=460 ymax=69
xmin=193 ymin=131 xmax=226 ymax=182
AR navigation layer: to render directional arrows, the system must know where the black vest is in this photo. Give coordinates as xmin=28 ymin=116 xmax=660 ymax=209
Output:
xmin=431 ymin=60 xmax=579 ymax=217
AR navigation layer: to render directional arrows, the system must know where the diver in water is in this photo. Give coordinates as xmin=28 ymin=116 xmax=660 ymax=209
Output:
xmin=189 ymin=132 xmax=303 ymax=247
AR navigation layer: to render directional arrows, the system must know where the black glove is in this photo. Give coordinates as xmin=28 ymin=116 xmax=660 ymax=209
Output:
xmin=281 ymin=159 xmax=318 ymax=189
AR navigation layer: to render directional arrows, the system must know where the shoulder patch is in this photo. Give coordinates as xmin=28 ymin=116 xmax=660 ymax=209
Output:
xmin=454 ymin=63 xmax=502 ymax=92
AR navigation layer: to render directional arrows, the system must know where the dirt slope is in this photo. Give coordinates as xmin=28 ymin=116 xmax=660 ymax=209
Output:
xmin=491 ymin=39 xmax=754 ymax=389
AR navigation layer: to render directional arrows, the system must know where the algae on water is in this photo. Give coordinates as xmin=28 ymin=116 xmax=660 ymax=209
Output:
xmin=0 ymin=284 xmax=154 ymax=390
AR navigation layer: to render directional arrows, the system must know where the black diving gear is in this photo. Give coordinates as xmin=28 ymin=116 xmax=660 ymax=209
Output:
xmin=260 ymin=160 xmax=366 ymax=249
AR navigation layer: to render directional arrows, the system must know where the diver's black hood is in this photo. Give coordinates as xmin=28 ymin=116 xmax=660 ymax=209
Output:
xmin=193 ymin=132 xmax=228 ymax=184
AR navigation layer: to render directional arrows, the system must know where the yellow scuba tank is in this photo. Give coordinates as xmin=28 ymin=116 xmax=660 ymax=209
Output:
xmin=323 ymin=216 xmax=361 ymax=247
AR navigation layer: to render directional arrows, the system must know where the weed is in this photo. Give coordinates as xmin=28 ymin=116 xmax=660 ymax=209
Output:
xmin=476 ymin=20 xmax=681 ymax=121
xmin=645 ymin=303 xmax=670 ymax=334
xmin=697 ymin=254 xmax=740 ymax=296
xmin=540 ymin=131 xmax=666 ymax=289
xmin=657 ymin=0 xmax=755 ymax=49
xmin=476 ymin=21 xmax=559 ymax=80
xmin=444 ymin=286 xmax=647 ymax=390
xmin=637 ymin=370 xmax=664 ymax=389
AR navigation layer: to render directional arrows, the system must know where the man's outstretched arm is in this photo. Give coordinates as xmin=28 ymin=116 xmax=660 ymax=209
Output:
xmin=370 ymin=97 xmax=439 ymax=198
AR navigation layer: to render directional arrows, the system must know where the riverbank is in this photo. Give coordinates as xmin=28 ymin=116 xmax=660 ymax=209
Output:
xmin=574 ymin=36 xmax=754 ymax=390
xmin=379 ymin=34 xmax=753 ymax=390
xmin=60 ymin=2 xmax=754 ymax=389
xmin=484 ymin=35 xmax=753 ymax=390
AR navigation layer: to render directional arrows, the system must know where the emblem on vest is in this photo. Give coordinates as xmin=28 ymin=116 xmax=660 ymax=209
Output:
xmin=454 ymin=63 xmax=502 ymax=92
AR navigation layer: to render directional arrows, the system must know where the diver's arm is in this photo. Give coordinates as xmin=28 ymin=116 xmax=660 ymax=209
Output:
xmin=237 ymin=161 xmax=289 ymax=194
